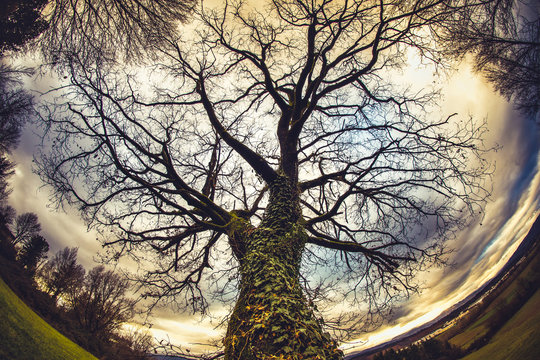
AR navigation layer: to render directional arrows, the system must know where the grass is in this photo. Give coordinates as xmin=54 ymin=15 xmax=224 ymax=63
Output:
xmin=462 ymin=288 xmax=540 ymax=360
xmin=445 ymin=242 xmax=540 ymax=351
xmin=0 ymin=276 xmax=98 ymax=360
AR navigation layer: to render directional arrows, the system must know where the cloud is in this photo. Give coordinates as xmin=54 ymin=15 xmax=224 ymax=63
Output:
xmin=9 ymin=129 xmax=101 ymax=269
xmin=6 ymin=48 xmax=539 ymax=357
xmin=343 ymin=61 xmax=540 ymax=354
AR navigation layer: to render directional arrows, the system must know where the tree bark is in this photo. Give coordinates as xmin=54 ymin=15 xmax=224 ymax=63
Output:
xmin=224 ymin=175 xmax=343 ymax=359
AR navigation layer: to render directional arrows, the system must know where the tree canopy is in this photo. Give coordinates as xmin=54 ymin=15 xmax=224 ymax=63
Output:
xmin=440 ymin=0 xmax=540 ymax=117
xmin=35 ymin=0 xmax=494 ymax=358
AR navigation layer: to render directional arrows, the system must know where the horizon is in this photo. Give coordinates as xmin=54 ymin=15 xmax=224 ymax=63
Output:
xmin=3 ymin=1 xmax=540 ymax=356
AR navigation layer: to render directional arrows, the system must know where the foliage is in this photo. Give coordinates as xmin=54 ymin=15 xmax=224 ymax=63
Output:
xmin=440 ymin=0 xmax=540 ymax=117
xmin=0 ymin=221 xmax=17 ymax=260
xmin=17 ymin=234 xmax=49 ymax=275
xmin=39 ymin=246 xmax=85 ymax=303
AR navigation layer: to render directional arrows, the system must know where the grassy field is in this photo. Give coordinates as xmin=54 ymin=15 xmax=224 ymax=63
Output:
xmin=0 ymin=276 xmax=98 ymax=360
xmin=439 ymin=235 xmax=540 ymax=360
xmin=442 ymin=240 xmax=540 ymax=349
xmin=462 ymin=288 xmax=540 ymax=360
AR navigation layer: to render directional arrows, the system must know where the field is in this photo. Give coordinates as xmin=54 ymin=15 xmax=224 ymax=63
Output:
xmin=442 ymin=237 xmax=540 ymax=359
xmin=360 ymin=225 xmax=540 ymax=360
xmin=0 ymin=276 xmax=97 ymax=360
xmin=462 ymin=289 xmax=540 ymax=360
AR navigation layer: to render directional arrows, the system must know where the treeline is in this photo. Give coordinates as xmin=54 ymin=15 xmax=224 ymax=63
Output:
xmin=373 ymin=338 xmax=464 ymax=360
xmin=0 ymin=63 xmax=152 ymax=358
xmin=0 ymin=213 xmax=153 ymax=359
xmin=0 ymin=220 xmax=154 ymax=358
xmin=466 ymin=252 xmax=540 ymax=352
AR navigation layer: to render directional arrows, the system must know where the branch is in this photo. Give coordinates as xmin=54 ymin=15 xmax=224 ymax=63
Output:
xmin=306 ymin=235 xmax=404 ymax=271
xmin=196 ymin=78 xmax=278 ymax=184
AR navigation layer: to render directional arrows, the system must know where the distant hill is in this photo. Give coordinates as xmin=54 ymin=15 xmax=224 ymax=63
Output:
xmin=349 ymin=214 xmax=540 ymax=360
xmin=461 ymin=289 xmax=540 ymax=360
xmin=0 ymin=275 xmax=98 ymax=360
xmin=148 ymin=355 xmax=198 ymax=360
xmin=445 ymin=223 xmax=540 ymax=360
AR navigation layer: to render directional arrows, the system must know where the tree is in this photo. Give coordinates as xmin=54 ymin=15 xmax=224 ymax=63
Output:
xmin=440 ymin=0 xmax=540 ymax=117
xmin=39 ymin=246 xmax=85 ymax=303
xmin=0 ymin=62 xmax=35 ymax=206
xmin=68 ymin=265 xmax=136 ymax=337
xmin=11 ymin=212 xmax=41 ymax=246
xmin=0 ymin=0 xmax=48 ymax=53
xmin=0 ymin=0 xmax=42 ymax=207
xmin=0 ymin=156 xmax=15 ymax=205
xmin=2 ymin=0 xmax=195 ymax=59
xmin=37 ymin=1 xmax=492 ymax=359
xmin=1 ymin=0 xmax=195 ymax=210
xmin=0 ymin=63 xmax=34 ymax=152
xmin=0 ymin=204 xmax=15 ymax=225
xmin=17 ymin=234 xmax=49 ymax=275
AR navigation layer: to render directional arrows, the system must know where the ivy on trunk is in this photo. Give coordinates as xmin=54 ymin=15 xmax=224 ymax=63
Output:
xmin=225 ymin=175 xmax=342 ymax=359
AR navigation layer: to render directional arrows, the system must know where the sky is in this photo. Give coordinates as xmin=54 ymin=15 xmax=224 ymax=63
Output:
xmin=6 ymin=58 xmax=539 ymax=356
xmin=4 ymin=5 xmax=540 ymax=358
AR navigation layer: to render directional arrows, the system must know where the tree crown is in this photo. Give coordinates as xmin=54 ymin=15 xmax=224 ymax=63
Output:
xmin=37 ymin=0 xmax=491 ymax=334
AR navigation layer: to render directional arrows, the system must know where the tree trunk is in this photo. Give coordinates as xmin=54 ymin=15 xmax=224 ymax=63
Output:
xmin=224 ymin=175 xmax=343 ymax=360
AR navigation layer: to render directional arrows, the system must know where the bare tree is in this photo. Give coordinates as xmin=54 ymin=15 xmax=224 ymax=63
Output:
xmin=0 ymin=62 xmax=35 ymax=205
xmin=12 ymin=212 xmax=41 ymax=246
xmin=38 ymin=1 xmax=492 ymax=358
xmin=0 ymin=156 xmax=15 ymax=205
xmin=440 ymin=0 xmax=540 ymax=117
xmin=67 ymin=265 xmax=137 ymax=337
xmin=0 ymin=63 xmax=34 ymax=153
xmin=38 ymin=0 xmax=196 ymax=64
xmin=39 ymin=246 xmax=85 ymax=303
xmin=2 ymin=0 xmax=195 ymax=62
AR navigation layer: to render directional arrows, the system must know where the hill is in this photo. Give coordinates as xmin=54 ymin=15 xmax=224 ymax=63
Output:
xmin=351 ymin=214 xmax=540 ymax=360
xmin=0 ymin=275 xmax=98 ymax=360
xmin=443 ymin=226 xmax=540 ymax=359
xmin=461 ymin=289 xmax=540 ymax=360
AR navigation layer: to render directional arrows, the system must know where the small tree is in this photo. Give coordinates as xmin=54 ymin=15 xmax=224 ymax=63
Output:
xmin=18 ymin=234 xmax=49 ymax=275
xmin=39 ymin=246 xmax=85 ymax=303
xmin=68 ymin=265 xmax=137 ymax=337
xmin=11 ymin=212 xmax=41 ymax=246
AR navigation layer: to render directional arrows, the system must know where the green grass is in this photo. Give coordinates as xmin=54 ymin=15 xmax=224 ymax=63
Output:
xmin=0 ymin=276 xmax=98 ymax=360
xmin=445 ymin=244 xmax=540 ymax=351
xmin=462 ymin=289 xmax=540 ymax=360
